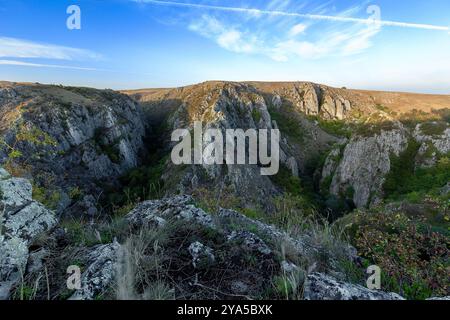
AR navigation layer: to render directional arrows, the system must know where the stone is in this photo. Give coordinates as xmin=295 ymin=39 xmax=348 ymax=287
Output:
xmin=304 ymin=273 xmax=405 ymax=300
xmin=0 ymin=169 xmax=57 ymax=300
xmin=188 ymin=241 xmax=215 ymax=269
xmin=3 ymin=201 xmax=57 ymax=243
xmin=227 ymin=231 xmax=272 ymax=256
xmin=0 ymin=177 xmax=33 ymax=211
xmin=70 ymin=241 xmax=121 ymax=300
xmin=328 ymin=126 xmax=408 ymax=208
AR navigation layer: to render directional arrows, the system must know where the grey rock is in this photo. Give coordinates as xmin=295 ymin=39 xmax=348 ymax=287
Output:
xmin=70 ymin=241 xmax=121 ymax=300
xmin=0 ymin=168 xmax=10 ymax=180
xmin=304 ymin=273 xmax=405 ymax=300
xmin=441 ymin=182 xmax=450 ymax=196
xmin=271 ymin=95 xmax=282 ymax=109
xmin=0 ymin=84 xmax=146 ymax=209
xmin=3 ymin=201 xmax=57 ymax=243
xmin=227 ymin=231 xmax=272 ymax=256
xmin=0 ymin=177 xmax=32 ymax=212
xmin=328 ymin=126 xmax=408 ymax=208
xmin=230 ymin=280 xmax=249 ymax=295
xmin=414 ymin=123 xmax=450 ymax=154
xmin=27 ymin=248 xmax=48 ymax=273
xmin=126 ymin=195 xmax=213 ymax=229
xmin=0 ymin=169 xmax=57 ymax=300
xmin=0 ymin=236 xmax=28 ymax=299
xmin=426 ymin=296 xmax=450 ymax=301
xmin=188 ymin=241 xmax=215 ymax=269
xmin=281 ymin=261 xmax=299 ymax=273
xmin=219 ymin=208 xmax=314 ymax=257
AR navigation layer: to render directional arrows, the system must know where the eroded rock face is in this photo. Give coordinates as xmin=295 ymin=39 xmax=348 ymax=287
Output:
xmin=0 ymin=168 xmax=57 ymax=300
xmin=327 ymin=126 xmax=408 ymax=208
xmin=0 ymin=84 xmax=146 ymax=213
xmin=304 ymin=273 xmax=405 ymax=300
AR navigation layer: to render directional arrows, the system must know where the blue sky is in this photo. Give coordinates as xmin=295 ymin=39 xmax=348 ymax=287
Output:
xmin=0 ymin=0 xmax=449 ymax=93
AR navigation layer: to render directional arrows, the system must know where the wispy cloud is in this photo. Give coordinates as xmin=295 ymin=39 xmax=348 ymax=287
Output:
xmin=185 ymin=2 xmax=382 ymax=62
xmin=0 ymin=37 xmax=102 ymax=60
xmin=289 ymin=23 xmax=308 ymax=37
xmin=189 ymin=15 xmax=258 ymax=54
xmin=0 ymin=59 xmax=155 ymax=77
xmin=133 ymin=0 xmax=450 ymax=32
xmin=0 ymin=59 xmax=102 ymax=71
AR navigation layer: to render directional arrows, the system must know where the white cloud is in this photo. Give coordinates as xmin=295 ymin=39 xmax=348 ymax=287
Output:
xmin=289 ymin=23 xmax=308 ymax=36
xmin=341 ymin=27 xmax=380 ymax=55
xmin=0 ymin=59 xmax=101 ymax=71
xmin=189 ymin=15 xmax=257 ymax=54
xmin=0 ymin=37 xmax=101 ymax=60
xmin=135 ymin=0 xmax=450 ymax=32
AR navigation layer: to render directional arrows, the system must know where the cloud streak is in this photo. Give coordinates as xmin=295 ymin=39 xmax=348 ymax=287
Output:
xmin=0 ymin=37 xmax=102 ymax=60
xmin=134 ymin=0 xmax=450 ymax=32
xmin=0 ymin=60 xmax=103 ymax=71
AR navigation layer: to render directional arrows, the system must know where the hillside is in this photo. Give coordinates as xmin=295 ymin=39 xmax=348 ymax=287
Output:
xmin=0 ymin=80 xmax=449 ymax=301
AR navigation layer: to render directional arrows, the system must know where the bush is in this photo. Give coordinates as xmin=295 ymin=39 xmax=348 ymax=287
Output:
xmin=384 ymin=140 xmax=450 ymax=201
xmin=269 ymin=109 xmax=304 ymax=143
xmin=343 ymin=210 xmax=449 ymax=299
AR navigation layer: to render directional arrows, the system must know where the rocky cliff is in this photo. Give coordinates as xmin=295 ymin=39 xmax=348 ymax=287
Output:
xmin=0 ymin=82 xmax=146 ymax=214
xmin=0 ymin=80 xmax=449 ymax=300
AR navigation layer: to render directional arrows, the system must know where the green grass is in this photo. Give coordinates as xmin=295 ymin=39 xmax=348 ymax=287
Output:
xmin=419 ymin=121 xmax=448 ymax=137
xmin=269 ymin=109 xmax=304 ymax=143
xmin=308 ymin=116 xmax=353 ymax=138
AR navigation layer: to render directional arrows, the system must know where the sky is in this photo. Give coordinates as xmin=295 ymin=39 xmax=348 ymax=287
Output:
xmin=0 ymin=0 xmax=449 ymax=93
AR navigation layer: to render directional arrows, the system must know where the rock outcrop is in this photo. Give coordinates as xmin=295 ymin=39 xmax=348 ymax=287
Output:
xmin=304 ymin=273 xmax=405 ymax=300
xmin=69 ymin=241 xmax=121 ymax=300
xmin=0 ymin=83 xmax=146 ymax=214
xmin=324 ymin=125 xmax=408 ymax=208
xmin=0 ymin=168 xmax=57 ymax=300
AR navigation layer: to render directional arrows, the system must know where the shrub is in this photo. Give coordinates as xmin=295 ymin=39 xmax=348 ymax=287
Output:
xmin=252 ymin=108 xmax=262 ymax=123
xmin=343 ymin=210 xmax=449 ymax=299
xmin=269 ymin=109 xmax=304 ymax=143
xmin=385 ymin=141 xmax=450 ymax=201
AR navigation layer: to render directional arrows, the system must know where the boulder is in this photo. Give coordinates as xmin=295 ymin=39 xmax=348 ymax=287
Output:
xmin=70 ymin=241 xmax=121 ymax=300
xmin=304 ymin=273 xmax=405 ymax=300
xmin=0 ymin=168 xmax=57 ymax=300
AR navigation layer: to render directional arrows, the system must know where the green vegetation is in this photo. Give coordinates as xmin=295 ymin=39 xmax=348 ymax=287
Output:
xmin=419 ymin=121 xmax=448 ymax=137
xmin=375 ymin=104 xmax=390 ymax=113
xmin=341 ymin=209 xmax=449 ymax=300
xmin=61 ymin=216 xmax=129 ymax=247
xmin=384 ymin=139 xmax=450 ymax=201
xmin=308 ymin=116 xmax=353 ymax=138
xmin=32 ymin=182 xmax=61 ymax=210
xmin=94 ymin=128 xmax=121 ymax=164
xmin=269 ymin=109 xmax=304 ymax=143
xmin=270 ymin=165 xmax=303 ymax=195
xmin=354 ymin=120 xmax=397 ymax=137
xmin=106 ymin=155 xmax=168 ymax=209
xmin=68 ymin=186 xmax=83 ymax=201
xmin=252 ymin=108 xmax=262 ymax=123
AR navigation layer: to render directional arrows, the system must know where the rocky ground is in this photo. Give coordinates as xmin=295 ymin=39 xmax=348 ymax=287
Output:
xmin=0 ymin=80 xmax=449 ymax=300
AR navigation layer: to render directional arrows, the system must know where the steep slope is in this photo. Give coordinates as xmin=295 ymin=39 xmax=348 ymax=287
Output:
xmin=0 ymin=82 xmax=146 ymax=214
